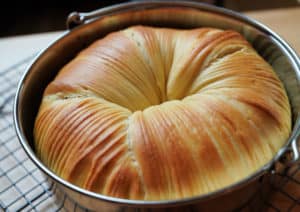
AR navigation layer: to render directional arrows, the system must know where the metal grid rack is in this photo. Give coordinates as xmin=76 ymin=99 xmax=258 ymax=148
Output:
xmin=0 ymin=55 xmax=300 ymax=211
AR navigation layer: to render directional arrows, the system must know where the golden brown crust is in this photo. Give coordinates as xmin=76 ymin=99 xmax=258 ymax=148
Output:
xmin=34 ymin=26 xmax=291 ymax=200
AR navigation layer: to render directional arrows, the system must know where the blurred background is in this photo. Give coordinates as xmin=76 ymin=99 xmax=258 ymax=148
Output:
xmin=0 ymin=0 xmax=299 ymax=37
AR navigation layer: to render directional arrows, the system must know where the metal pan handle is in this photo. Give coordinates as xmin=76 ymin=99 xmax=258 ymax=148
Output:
xmin=66 ymin=8 xmax=118 ymax=30
xmin=66 ymin=12 xmax=84 ymax=30
xmin=66 ymin=6 xmax=118 ymax=30
xmin=65 ymin=1 xmax=221 ymax=30
xmin=272 ymin=132 xmax=300 ymax=174
xmin=290 ymin=136 xmax=300 ymax=164
xmin=66 ymin=1 xmax=156 ymax=30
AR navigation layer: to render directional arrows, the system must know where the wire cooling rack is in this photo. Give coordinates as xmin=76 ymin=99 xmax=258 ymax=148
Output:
xmin=1 ymin=55 xmax=300 ymax=212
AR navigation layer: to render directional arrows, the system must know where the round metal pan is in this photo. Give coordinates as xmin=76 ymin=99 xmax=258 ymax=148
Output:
xmin=14 ymin=1 xmax=300 ymax=211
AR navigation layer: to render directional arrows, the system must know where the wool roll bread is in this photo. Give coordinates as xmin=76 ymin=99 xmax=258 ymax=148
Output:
xmin=34 ymin=26 xmax=291 ymax=200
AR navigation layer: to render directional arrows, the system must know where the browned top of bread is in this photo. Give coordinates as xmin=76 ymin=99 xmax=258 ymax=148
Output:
xmin=34 ymin=26 xmax=291 ymax=200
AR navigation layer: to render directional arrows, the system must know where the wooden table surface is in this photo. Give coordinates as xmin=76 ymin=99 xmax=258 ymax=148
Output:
xmin=245 ymin=7 xmax=300 ymax=54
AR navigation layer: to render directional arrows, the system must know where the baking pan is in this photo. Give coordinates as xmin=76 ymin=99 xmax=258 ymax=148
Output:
xmin=14 ymin=1 xmax=300 ymax=211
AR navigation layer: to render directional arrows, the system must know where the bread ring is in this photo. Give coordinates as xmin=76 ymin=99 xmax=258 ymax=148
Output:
xmin=34 ymin=26 xmax=291 ymax=200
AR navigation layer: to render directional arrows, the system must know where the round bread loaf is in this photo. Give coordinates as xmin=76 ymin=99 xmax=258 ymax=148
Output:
xmin=34 ymin=26 xmax=291 ymax=200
